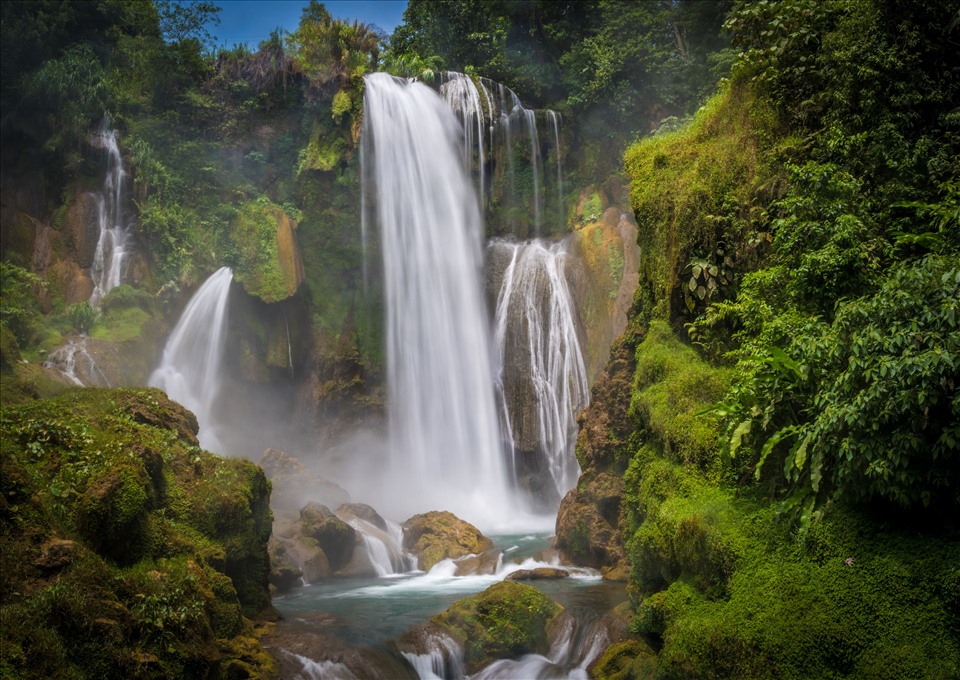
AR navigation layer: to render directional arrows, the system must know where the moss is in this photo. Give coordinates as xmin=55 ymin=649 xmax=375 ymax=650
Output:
xmin=89 ymin=306 xmax=151 ymax=343
xmin=591 ymin=638 xmax=658 ymax=679
xmin=230 ymin=198 xmax=302 ymax=303
xmin=402 ymin=510 xmax=493 ymax=571
xmin=629 ymin=321 xmax=731 ymax=468
xmin=624 ymin=81 xmax=778 ymax=323
xmin=433 ymin=581 xmax=564 ymax=673
xmin=0 ymin=388 xmax=276 ymax=678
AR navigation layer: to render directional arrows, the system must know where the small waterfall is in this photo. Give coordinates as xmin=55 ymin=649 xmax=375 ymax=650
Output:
xmin=89 ymin=121 xmax=133 ymax=306
xmin=362 ymin=72 xmax=512 ymax=523
xmin=491 ymin=238 xmax=589 ymax=506
xmin=439 ymin=72 xmax=561 ymax=235
xmin=149 ymin=267 xmax=233 ymax=453
xmin=346 ymin=517 xmax=416 ymax=577
xmin=43 ymin=337 xmax=110 ymax=387
xmin=401 ymin=632 xmax=464 ymax=680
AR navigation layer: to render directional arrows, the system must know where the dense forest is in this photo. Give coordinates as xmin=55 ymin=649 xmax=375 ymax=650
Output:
xmin=1 ymin=0 xmax=958 ymax=678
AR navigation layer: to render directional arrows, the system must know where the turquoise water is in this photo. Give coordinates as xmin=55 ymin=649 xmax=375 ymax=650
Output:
xmin=271 ymin=533 xmax=625 ymax=649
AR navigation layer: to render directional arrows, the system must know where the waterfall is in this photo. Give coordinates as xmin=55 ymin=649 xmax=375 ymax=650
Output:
xmin=43 ymin=337 xmax=110 ymax=387
xmin=89 ymin=120 xmax=133 ymax=306
xmin=440 ymin=72 xmax=560 ymax=236
xmin=361 ymin=72 xmax=512 ymax=524
xmin=149 ymin=267 xmax=233 ymax=453
xmin=491 ymin=238 xmax=589 ymax=505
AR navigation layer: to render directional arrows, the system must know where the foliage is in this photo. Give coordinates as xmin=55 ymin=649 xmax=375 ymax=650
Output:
xmin=287 ymin=4 xmax=379 ymax=96
xmin=155 ymin=0 xmax=220 ymax=47
xmin=67 ymin=302 xmax=98 ymax=334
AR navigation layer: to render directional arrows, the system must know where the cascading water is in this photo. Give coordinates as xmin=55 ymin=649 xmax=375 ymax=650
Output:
xmin=361 ymin=72 xmax=514 ymax=526
xmin=491 ymin=238 xmax=589 ymax=506
xmin=440 ymin=72 xmax=562 ymax=235
xmin=89 ymin=120 xmax=133 ymax=306
xmin=43 ymin=337 xmax=111 ymax=387
xmin=149 ymin=267 xmax=233 ymax=453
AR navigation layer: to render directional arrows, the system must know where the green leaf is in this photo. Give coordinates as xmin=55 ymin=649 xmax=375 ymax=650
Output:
xmin=730 ymin=419 xmax=753 ymax=457
xmin=756 ymin=425 xmax=798 ymax=480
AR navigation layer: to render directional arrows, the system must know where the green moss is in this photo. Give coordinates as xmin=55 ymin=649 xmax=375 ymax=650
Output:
xmin=624 ymin=82 xmax=777 ymax=322
xmin=0 ymin=388 xmax=276 ymax=678
xmin=433 ymin=581 xmax=564 ymax=673
xmin=90 ymin=306 xmax=151 ymax=343
xmin=229 ymin=198 xmax=299 ymax=303
xmin=629 ymin=321 xmax=731 ymax=467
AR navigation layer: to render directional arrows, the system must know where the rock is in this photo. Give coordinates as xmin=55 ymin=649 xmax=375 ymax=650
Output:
xmin=34 ymin=538 xmax=82 ymax=572
xmin=505 ymin=567 xmax=570 ymax=581
xmin=46 ymin=260 xmax=95 ymax=306
xmin=299 ymin=503 xmax=356 ymax=572
xmin=453 ymin=547 xmax=502 ymax=576
xmin=430 ymin=581 xmax=564 ymax=674
xmin=267 ymin=536 xmax=303 ymax=594
xmin=554 ymin=471 xmax=628 ymax=580
xmin=259 ymin=448 xmax=349 ymax=512
xmin=589 ymin=638 xmax=658 ymax=679
xmin=402 ymin=511 xmax=493 ymax=571
xmin=336 ymin=502 xmax=387 ymax=531
xmin=61 ymin=189 xmax=100 ymax=269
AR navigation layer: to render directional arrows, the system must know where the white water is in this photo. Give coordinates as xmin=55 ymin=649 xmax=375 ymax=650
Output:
xmin=89 ymin=121 xmax=133 ymax=306
xmin=43 ymin=336 xmax=110 ymax=387
xmin=492 ymin=239 xmax=589 ymax=503
xmin=361 ymin=72 xmax=514 ymax=527
xmin=440 ymin=72 xmax=560 ymax=234
xmin=149 ymin=267 xmax=233 ymax=453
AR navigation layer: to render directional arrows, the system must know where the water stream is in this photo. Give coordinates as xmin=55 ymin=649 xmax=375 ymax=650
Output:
xmin=149 ymin=267 xmax=233 ymax=453
xmin=89 ymin=120 xmax=134 ymax=306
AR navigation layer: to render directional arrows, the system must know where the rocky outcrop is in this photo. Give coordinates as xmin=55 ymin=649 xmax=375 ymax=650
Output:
xmin=554 ymin=336 xmax=639 ymax=581
xmin=61 ymin=189 xmax=100 ymax=269
xmin=231 ymin=199 xmax=304 ymax=303
xmin=402 ymin=511 xmax=493 ymax=571
xmin=0 ymin=388 xmax=276 ymax=678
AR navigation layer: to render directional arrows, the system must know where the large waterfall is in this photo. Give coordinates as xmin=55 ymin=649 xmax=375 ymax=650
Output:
xmin=89 ymin=121 xmax=133 ymax=306
xmin=361 ymin=73 xmax=513 ymax=526
xmin=149 ymin=267 xmax=233 ymax=453
xmin=491 ymin=239 xmax=589 ymax=506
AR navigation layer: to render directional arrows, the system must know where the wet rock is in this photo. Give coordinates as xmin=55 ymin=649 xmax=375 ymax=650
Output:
xmin=589 ymin=638 xmax=658 ymax=679
xmin=453 ymin=547 xmax=501 ymax=576
xmin=262 ymin=612 xmax=418 ymax=679
xmin=505 ymin=567 xmax=570 ymax=581
xmin=300 ymin=503 xmax=355 ymax=572
xmin=61 ymin=189 xmax=99 ymax=269
xmin=554 ymin=471 xmax=628 ymax=581
xmin=267 ymin=536 xmax=303 ymax=594
xmin=337 ymin=503 xmax=387 ymax=532
xmin=402 ymin=511 xmax=493 ymax=571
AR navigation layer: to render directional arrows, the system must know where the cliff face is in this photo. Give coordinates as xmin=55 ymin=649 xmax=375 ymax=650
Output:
xmin=0 ymin=388 xmax=277 ymax=678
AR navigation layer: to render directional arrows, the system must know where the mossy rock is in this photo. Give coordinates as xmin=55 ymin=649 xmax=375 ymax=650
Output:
xmin=432 ymin=581 xmax=564 ymax=674
xmin=402 ymin=510 xmax=493 ymax=571
xmin=590 ymin=638 xmax=658 ymax=680
xmin=230 ymin=198 xmax=304 ymax=303
xmin=0 ymin=388 xmax=276 ymax=678
xmin=299 ymin=502 xmax=355 ymax=572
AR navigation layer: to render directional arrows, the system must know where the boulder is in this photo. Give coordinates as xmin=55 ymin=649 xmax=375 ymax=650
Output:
xmin=452 ymin=547 xmax=502 ymax=576
xmin=430 ymin=581 xmax=564 ymax=674
xmin=299 ymin=502 xmax=355 ymax=572
xmin=402 ymin=511 xmax=493 ymax=571
xmin=336 ymin=503 xmax=387 ymax=532
xmin=505 ymin=567 xmax=570 ymax=581
xmin=267 ymin=536 xmax=303 ymax=594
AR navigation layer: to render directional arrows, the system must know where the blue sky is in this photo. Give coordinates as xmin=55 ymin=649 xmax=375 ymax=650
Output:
xmin=212 ymin=1 xmax=409 ymax=48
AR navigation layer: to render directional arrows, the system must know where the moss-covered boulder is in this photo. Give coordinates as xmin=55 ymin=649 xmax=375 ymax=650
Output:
xmin=590 ymin=638 xmax=658 ymax=680
xmin=402 ymin=511 xmax=493 ymax=571
xmin=0 ymin=388 xmax=276 ymax=679
xmin=430 ymin=581 xmax=564 ymax=674
xmin=505 ymin=567 xmax=569 ymax=581
xmin=299 ymin=502 xmax=355 ymax=572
